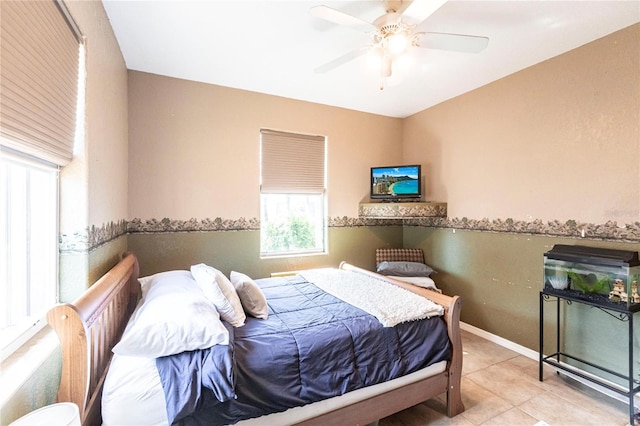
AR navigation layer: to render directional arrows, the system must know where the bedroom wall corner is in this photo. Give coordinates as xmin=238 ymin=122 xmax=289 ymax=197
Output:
xmin=57 ymin=0 xmax=129 ymax=299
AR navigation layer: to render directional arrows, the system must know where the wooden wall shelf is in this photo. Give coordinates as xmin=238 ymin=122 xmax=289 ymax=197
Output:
xmin=358 ymin=202 xmax=447 ymax=219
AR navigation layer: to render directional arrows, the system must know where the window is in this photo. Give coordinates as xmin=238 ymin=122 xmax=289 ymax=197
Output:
xmin=1 ymin=150 xmax=59 ymax=358
xmin=260 ymin=129 xmax=327 ymax=257
xmin=0 ymin=0 xmax=83 ymax=360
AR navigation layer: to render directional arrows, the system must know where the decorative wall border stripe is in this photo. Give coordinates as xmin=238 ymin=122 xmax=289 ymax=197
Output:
xmin=403 ymin=217 xmax=640 ymax=243
xmin=127 ymin=217 xmax=260 ymax=233
xmin=126 ymin=217 xmax=399 ymax=232
xmin=328 ymin=217 xmax=400 ymax=227
xmin=61 ymin=216 xmax=640 ymax=254
xmin=89 ymin=219 xmax=128 ymax=248
xmin=60 ymin=219 xmax=128 ymax=253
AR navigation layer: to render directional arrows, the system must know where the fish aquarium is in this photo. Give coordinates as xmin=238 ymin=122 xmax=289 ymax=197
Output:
xmin=543 ymin=245 xmax=640 ymax=310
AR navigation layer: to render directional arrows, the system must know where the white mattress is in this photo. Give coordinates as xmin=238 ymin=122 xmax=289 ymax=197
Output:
xmin=102 ymin=353 xmax=447 ymax=426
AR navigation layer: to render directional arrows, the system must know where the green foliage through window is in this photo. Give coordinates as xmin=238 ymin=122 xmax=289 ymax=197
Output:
xmin=264 ymin=214 xmax=315 ymax=252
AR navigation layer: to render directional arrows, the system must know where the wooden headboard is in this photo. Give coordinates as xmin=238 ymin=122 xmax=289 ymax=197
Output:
xmin=47 ymin=252 xmax=140 ymax=426
xmin=376 ymin=248 xmax=425 ymax=266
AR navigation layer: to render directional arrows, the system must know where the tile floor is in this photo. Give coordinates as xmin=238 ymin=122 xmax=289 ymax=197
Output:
xmin=379 ymin=330 xmax=632 ymax=426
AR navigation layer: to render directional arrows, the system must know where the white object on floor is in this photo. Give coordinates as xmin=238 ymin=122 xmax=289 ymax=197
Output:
xmin=9 ymin=402 xmax=80 ymax=426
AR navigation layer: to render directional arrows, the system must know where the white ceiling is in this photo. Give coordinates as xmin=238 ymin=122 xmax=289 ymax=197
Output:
xmin=102 ymin=0 xmax=640 ymax=118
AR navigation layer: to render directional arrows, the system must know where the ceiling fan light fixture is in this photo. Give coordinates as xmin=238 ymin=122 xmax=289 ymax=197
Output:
xmin=374 ymin=19 xmax=414 ymax=57
xmin=310 ymin=0 xmax=489 ymax=90
xmin=373 ymin=20 xmax=413 ymax=84
xmin=386 ymin=32 xmax=408 ymax=55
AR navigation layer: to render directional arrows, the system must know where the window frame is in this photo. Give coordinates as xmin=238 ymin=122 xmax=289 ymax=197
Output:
xmin=259 ymin=129 xmax=328 ymax=258
xmin=0 ymin=0 xmax=83 ymax=361
xmin=0 ymin=148 xmax=60 ymax=362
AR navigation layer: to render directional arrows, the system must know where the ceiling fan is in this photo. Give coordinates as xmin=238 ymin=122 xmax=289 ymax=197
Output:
xmin=310 ymin=0 xmax=489 ymax=88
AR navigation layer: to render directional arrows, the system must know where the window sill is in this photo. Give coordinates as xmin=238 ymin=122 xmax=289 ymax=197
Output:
xmin=0 ymin=327 xmax=59 ymax=408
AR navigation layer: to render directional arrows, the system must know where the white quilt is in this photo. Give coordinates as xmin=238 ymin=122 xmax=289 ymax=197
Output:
xmin=299 ymin=268 xmax=444 ymax=327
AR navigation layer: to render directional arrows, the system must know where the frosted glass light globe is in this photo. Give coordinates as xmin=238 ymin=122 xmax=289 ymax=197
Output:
xmin=386 ymin=33 xmax=408 ymax=55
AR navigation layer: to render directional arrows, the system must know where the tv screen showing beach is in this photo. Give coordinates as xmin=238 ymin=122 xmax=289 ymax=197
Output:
xmin=371 ymin=165 xmax=420 ymax=197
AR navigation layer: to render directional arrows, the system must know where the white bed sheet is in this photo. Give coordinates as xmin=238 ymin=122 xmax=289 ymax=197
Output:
xmin=102 ymin=354 xmax=167 ymax=426
xmin=101 ymin=353 xmax=447 ymax=426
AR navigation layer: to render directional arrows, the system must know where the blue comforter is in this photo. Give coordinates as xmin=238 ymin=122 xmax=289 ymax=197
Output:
xmin=156 ymin=274 xmax=451 ymax=425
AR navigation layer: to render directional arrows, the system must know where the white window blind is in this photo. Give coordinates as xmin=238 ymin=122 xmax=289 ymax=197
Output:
xmin=260 ymin=129 xmax=326 ymax=194
xmin=0 ymin=0 xmax=83 ymax=166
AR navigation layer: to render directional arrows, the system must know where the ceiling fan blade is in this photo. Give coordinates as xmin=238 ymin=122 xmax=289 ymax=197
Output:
xmin=314 ymin=46 xmax=371 ymax=74
xmin=415 ymin=32 xmax=489 ymax=53
xmin=401 ymin=0 xmax=448 ymax=24
xmin=309 ymin=5 xmax=375 ymax=30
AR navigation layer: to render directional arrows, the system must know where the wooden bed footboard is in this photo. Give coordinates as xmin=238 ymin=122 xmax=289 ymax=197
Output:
xmin=47 ymin=252 xmax=140 ymax=426
xmin=335 ymin=262 xmax=465 ymax=423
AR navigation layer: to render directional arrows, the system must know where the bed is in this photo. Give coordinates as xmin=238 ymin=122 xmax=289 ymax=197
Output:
xmin=47 ymin=252 xmax=463 ymax=425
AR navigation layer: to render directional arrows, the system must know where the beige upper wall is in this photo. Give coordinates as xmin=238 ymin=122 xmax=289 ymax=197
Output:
xmin=403 ymin=23 xmax=640 ymax=224
xmin=129 ymin=23 xmax=639 ymax=225
xmin=127 ymin=72 xmax=402 ymax=220
xmin=64 ymin=0 xmax=128 ymax=231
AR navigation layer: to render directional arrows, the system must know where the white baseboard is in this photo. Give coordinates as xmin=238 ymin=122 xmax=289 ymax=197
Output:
xmin=460 ymin=322 xmax=539 ymax=360
xmin=460 ymin=321 xmax=639 ymax=410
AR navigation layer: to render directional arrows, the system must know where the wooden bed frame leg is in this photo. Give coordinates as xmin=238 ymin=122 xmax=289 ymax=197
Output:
xmin=446 ymin=295 xmax=465 ymax=417
xmin=447 ymin=371 xmax=465 ymax=417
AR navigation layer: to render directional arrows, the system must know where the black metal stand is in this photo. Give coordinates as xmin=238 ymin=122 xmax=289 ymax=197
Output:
xmin=539 ymin=290 xmax=640 ymax=426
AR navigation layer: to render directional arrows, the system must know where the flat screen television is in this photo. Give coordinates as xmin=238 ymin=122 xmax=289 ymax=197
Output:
xmin=370 ymin=164 xmax=421 ymax=201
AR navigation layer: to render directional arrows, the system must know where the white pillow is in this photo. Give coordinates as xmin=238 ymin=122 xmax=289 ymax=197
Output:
xmin=190 ymin=264 xmax=246 ymax=327
xmin=230 ymin=271 xmax=269 ymax=319
xmin=113 ymin=270 xmax=229 ymax=357
xmin=389 ymin=276 xmax=441 ymax=292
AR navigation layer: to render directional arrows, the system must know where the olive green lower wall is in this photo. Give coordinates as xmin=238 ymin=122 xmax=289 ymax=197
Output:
xmin=88 ymin=237 xmax=130 ymax=286
xmin=7 ymin=225 xmax=639 ymax=424
xmin=128 ymin=226 xmax=404 ymax=278
xmin=404 ymin=226 xmax=640 ymax=386
xmin=405 ymin=227 xmax=557 ymax=347
xmin=59 ymin=236 xmax=129 ymax=303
